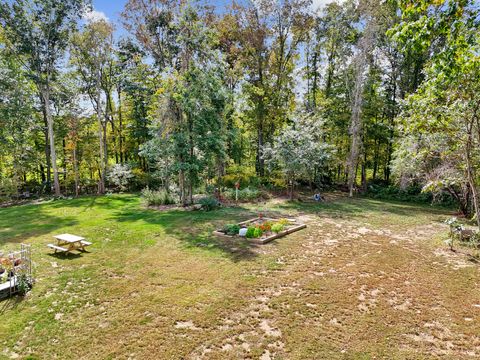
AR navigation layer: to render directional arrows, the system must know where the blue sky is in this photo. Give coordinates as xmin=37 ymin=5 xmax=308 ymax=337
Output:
xmin=91 ymin=0 xmax=242 ymax=24
xmin=90 ymin=0 xmax=244 ymax=38
xmin=90 ymin=0 xmax=331 ymax=30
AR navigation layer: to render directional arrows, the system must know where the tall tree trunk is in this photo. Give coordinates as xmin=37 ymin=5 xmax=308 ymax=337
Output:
xmin=348 ymin=62 xmax=365 ymax=197
xmin=188 ymin=115 xmax=194 ymax=205
xmin=179 ymin=168 xmax=186 ymax=206
xmin=256 ymin=118 xmax=265 ymax=177
xmin=62 ymin=139 xmax=67 ymax=183
xmin=117 ymin=85 xmax=124 ymax=164
xmin=311 ymin=52 xmax=319 ymax=110
xmin=325 ymin=45 xmax=336 ymax=98
xmin=466 ymin=121 xmax=480 ymax=230
xmin=96 ymin=74 xmax=106 ymax=194
xmin=41 ymin=102 xmax=52 ymax=190
xmin=41 ymin=85 xmax=60 ymax=195
xmin=73 ymin=146 xmax=79 ymax=197
xmin=372 ymin=137 xmax=379 ymax=180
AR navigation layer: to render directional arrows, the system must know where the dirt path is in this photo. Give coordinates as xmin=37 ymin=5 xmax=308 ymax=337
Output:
xmin=185 ymin=209 xmax=480 ymax=359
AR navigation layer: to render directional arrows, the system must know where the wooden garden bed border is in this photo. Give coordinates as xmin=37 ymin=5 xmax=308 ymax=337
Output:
xmin=213 ymin=217 xmax=307 ymax=244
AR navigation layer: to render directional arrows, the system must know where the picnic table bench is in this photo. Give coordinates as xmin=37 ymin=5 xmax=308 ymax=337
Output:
xmin=47 ymin=234 xmax=91 ymax=254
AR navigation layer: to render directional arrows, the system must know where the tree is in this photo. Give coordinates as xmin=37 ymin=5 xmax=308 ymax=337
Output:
xmin=391 ymin=0 xmax=480 ymax=228
xmin=228 ymin=0 xmax=312 ymax=177
xmin=263 ymin=114 xmax=333 ymax=199
xmin=71 ymin=19 xmax=115 ymax=194
xmin=0 ymin=0 xmax=90 ymax=195
xmin=0 ymin=44 xmax=38 ymax=189
xmin=126 ymin=2 xmax=227 ymax=204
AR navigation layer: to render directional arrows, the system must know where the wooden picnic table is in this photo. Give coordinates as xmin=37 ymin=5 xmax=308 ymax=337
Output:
xmin=48 ymin=234 xmax=92 ymax=254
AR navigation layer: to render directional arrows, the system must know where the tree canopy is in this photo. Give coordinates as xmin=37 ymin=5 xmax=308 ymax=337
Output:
xmin=1 ymin=0 xmax=480 ymax=227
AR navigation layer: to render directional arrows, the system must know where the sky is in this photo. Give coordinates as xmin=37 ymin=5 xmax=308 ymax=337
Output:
xmin=88 ymin=0 xmax=334 ymax=100
xmin=90 ymin=0 xmax=334 ymax=32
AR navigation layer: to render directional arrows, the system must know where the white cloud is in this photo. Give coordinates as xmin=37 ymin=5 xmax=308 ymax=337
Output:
xmin=83 ymin=9 xmax=109 ymax=23
xmin=311 ymin=0 xmax=343 ymax=11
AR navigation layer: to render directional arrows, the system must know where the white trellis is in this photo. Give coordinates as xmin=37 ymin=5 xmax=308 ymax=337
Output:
xmin=0 ymin=244 xmax=33 ymax=299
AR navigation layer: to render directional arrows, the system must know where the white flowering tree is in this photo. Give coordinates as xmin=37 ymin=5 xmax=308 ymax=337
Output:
xmin=107 ymin=164 xmax=134 ymax=192
xmin=263 ymin=115 xmax=333 ymax=199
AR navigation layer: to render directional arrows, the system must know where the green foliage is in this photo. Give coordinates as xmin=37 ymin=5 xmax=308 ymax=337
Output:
xmin=366 ymin=184 xmax=430 ymax=202
xmin=277 ymin=218 xmax=291 ymax=226
xmin=141 ymin=187 xmax=177 ymax=206
xmin=223 ymin=223 xmax=240 ymax=236
xmin=223 ymin=187 xmax=266 ymax=202
xmin=253 ymin=227 xmax=263 ymax=238
xmin=16 ymin=273 xmax=33 ymax=296
xmin=197 ymin=196 xmax=220 ymax=211
xmin=245 ymin=226 xmax=256 ymax=238
xmin=221 ymin=165 xmax=260 ymax=188
xmin=271 ymin=223 xmax=284 ymax=233
xmin=263 ymin=114 xmax=333 ymax=197
xmin=0 ymin=177 xmax=18 ymax=200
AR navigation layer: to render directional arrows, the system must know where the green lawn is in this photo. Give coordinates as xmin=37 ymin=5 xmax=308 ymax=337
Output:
xmin=0 ymin=194 xmax=479 ymax=359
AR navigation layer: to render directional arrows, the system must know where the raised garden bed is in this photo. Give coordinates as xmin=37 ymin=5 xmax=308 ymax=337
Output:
xmin=213 ymin=217 xmax=306 ymax=244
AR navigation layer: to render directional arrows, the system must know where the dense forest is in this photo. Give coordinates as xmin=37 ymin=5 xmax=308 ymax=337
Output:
xmin=0 ymin=0 xmax=479 ymax=226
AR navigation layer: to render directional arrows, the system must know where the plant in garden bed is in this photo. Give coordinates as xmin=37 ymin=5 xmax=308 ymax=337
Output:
xmin=223 ymin=224 xmax=240 ymax=235
xmin=245 ymin=226 xmax=256 ymax=238
xmin=277 ymin=218 xmax=290 ymax=226
xmin=253 ymin=227 xmax=263 ymax=238
xmin=254 ymin=221 xmax=272 ymax=232
xmin=271 ymin=223 xmax=285 ymax=233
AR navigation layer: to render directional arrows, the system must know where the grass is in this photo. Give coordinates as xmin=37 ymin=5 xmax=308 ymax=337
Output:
xmin=0 ymin=194 xmax=479 ymax=359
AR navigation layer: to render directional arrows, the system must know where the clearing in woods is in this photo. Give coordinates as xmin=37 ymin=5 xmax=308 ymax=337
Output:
xmin=0 ymin=194 xmax=479 ymax=359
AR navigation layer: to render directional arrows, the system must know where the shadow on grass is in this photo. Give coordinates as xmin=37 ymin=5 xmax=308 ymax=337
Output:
xmin=108 ymin=205 xmax=262 ymax=262
xmin=106 ymin=195 xmax=454 ymax=261
xmin=275 ymin=196 xmax=452 ymax=220
xmin=0 ymin=204 xmax=78 ymax=245
xmin=45 ymin=194 xmax=140 ymax=212
xmin=0 ymin=294 xmax=24 ymax=311
xmin=47 ymin=252 xmax=84 ymax=260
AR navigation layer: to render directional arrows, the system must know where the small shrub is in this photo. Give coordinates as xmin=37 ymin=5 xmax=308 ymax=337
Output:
xmin=0 ymin=177 xmax=18 ymax=201
xmin=223 ymin=186 xmax=267 ymax=202
xmin=141 ymin=187 xmax=177 ymax=206
xmin=198 ymin=196 xmax=220 ymax=211
xmin=253 ymin=228 xmax=263 ymax=238
xmin=245 ymin=226 xmax=256 ymax=238
xmin=271 ymin=223 xmax=284 ymax=233
xmin=16 ymin=273 xmax=33 ymax=296
xmin=258 ymin=221 xmax=272 ymax=232
xmin=223 ymin=224 xmax=240 ymax=235
xmin=277 ymin=218 xmax=290 ymax=226
xmin=107 ymin=164 xmax=134 ymax=191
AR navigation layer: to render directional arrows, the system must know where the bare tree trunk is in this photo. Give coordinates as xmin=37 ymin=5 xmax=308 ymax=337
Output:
xmin=41 ymin=85 xmax=60 ymax=195
xmin=288 ymin=176 xmax=294 ymax=200
xmin=40 ymin=103 xmax=51 ymax=189
xmin=179 ymin=169 xmax=186 ymax=206
xmin=117 ymin=86 xmax=124 ymax=164
xmin=257 ymin=119 xmax=265 ymax=177
xmin=96 ymin=73 xmax=106 ymax=194
xmin=347 ymin=16 xmax=377 ymax=197
xmin=348 ymin=62 xmax=365 ymax=197
xmin=466 ymin=122 xmax=480 ymax=229
xmin=73 ymin=146 xmax=79 ymax=197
